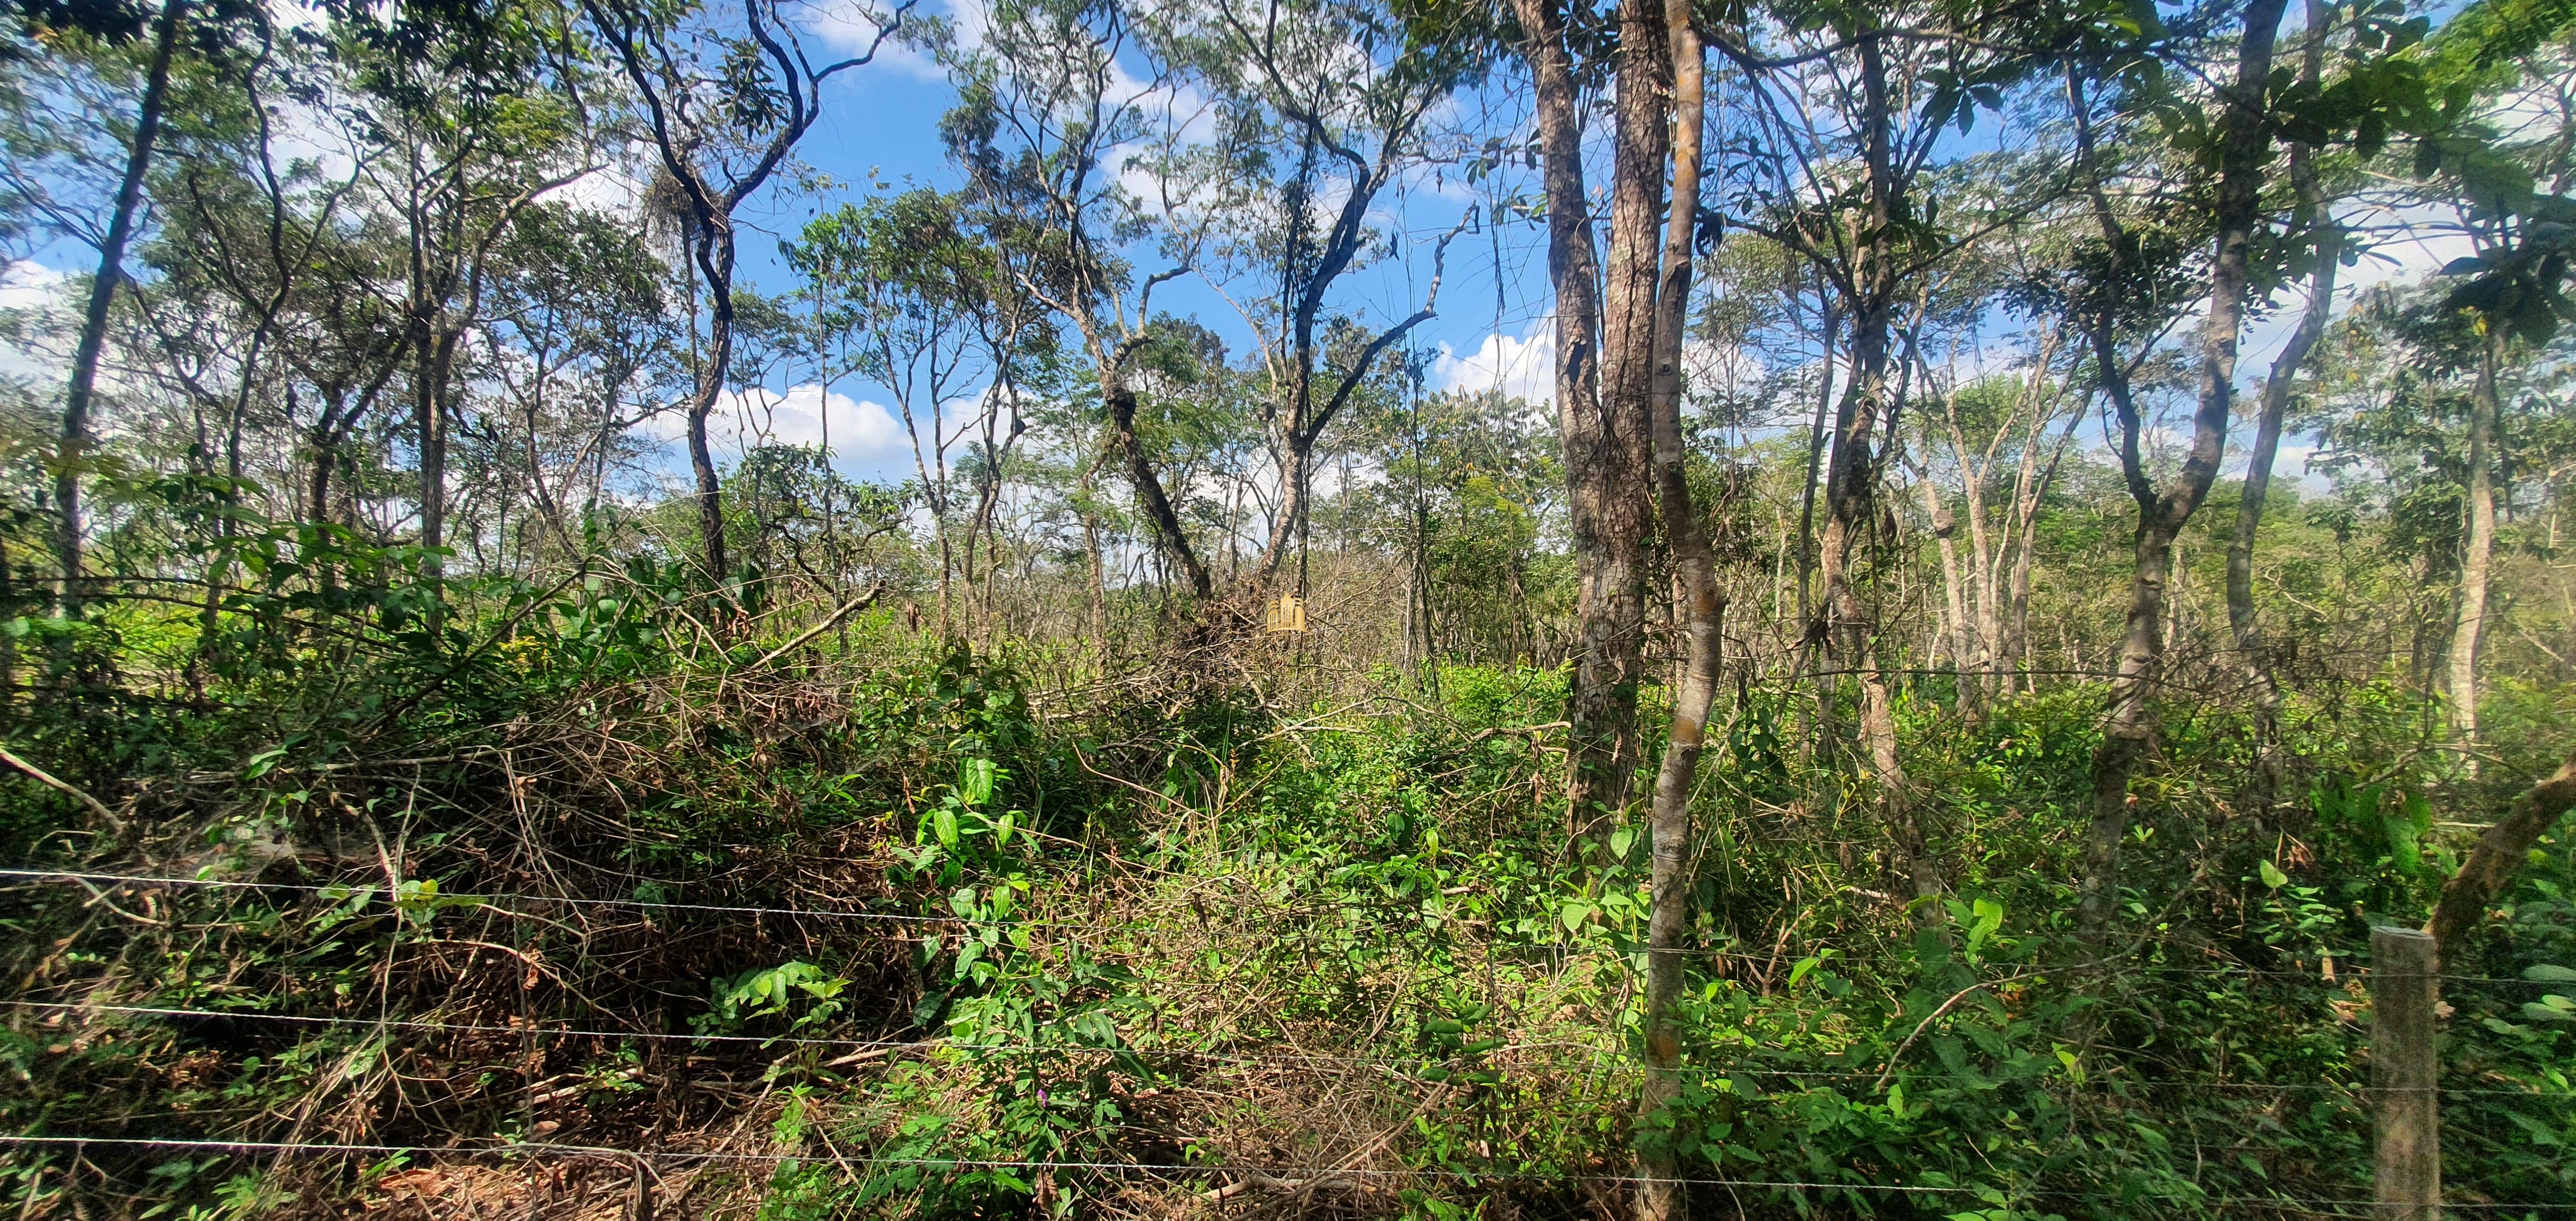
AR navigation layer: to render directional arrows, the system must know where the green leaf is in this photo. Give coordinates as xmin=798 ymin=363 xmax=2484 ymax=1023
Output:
xmin=2260 ymin=860 xmax=2290 ymax=889
xmin=2522 ymin=964 xmax=2576 ymax=983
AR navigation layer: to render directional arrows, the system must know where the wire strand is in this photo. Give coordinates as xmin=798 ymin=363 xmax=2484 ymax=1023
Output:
xmin=4 ymin=1134 xmax=2567 ymax=1213
xmin=8 ymin=869 xmax=2535 ymax=981
xmin=16 ymin=1000 xmax=2570 ymax=1097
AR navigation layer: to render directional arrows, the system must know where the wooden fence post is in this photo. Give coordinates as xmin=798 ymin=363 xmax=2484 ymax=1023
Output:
xmin=2373 ymin=925 xmax=2440 ymax=1221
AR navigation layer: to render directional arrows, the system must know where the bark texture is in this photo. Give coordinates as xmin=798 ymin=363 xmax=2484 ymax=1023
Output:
xmin=58 ymin=0 xmax=187 ymax=616
xmin=2451 ymin=327 xmax=2503 ymax=759
xmin=2424 ymin=751 xmax=2576 ymax=957
xmin=1637 ymin=5 xmax=1722 ymax=1216
xmin=1512 ymin=0 xmax=1648 ymax=831
xmin=2077 ymin=0 xmax=2286 ymax=939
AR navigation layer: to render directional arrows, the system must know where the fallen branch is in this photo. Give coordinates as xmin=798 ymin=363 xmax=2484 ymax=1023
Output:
xmin=1201 ymin=1169 xmax=1348 ymax=1203
xmin=2425 ymin=749 xmax=2576 ymax=959
xmin=750 ymin=584 xmax=887 ymax=671
xmin=528 ymin=1066 xmax=647 ymax=1106
xmin=0 ymin=744 xmax=120 ymax=831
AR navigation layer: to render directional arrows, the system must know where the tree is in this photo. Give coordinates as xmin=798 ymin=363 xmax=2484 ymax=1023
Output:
xmin=2067 ymin=0 xmax=2291 ymax=938
xmin=331 ymin=0 xmax=601 ymax=585
xmin=581 ymin=0 xmax=910 ymax=584
xmin=26 ymin=0 xmax=188 ymax=621
xmin=1506 ymin=0 xmax=1649 ymax=829
xmin=945 ymin=0 xmax=1216 ymax=603
xmin=1636 ymin=0 xmax=1722 ymax=1211
xmin=1168 ymin=0 xmax=1480 ymax=594
xmin=2225 ymin=0 xmax=2342 ymax=804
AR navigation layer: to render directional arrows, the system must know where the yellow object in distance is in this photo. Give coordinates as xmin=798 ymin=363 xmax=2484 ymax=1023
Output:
xmin=1266 ymin=594 xmax=1306 ymax=633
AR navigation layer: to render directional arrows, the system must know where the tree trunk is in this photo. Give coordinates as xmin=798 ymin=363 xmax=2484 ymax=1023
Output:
xmin=1796 ymin=298 xmax=1838 ymax=746
xmin=1941 ymin=331 xmax=2049 ymax=702
xmin=1794 ymin=300 xmax=1836 ymax=641
xmin=2001 ymin=396 xmax=2083 ymax=696
xmin=1638 ymin=7 xmax=1719 ymax=1215
xmin=1590 ymin=0 xmax=1666 ymax=830
xmin=2079 ymin=513 xmax=2181 ymax=931
xmin=688 ymin=224 xmax=737 ymax=583
xmin=1105 ymin=379 xmax=1212 ymax=602
xmin=2229 ymin=32 xmax=2338 ymax=804
xmin=2425 ymin=750 xmax=2576 ymax=958
xmin=1271 ymin=437 xmax=1310 ymax=593
xmin=2077 ymin=0 xmax=2285 ymax=940
xmin=1081 ymin=455 xmax=1110 ymax=665
xmin=1959 ymin=459 xmax=1997 ymax=697
xmin=415 ymin=323 xmax=457 ymax=576
xmin=1511 ymin=0 xmax=1644 ymax=833
xmin=1918 ymin=459 xmax=1973 ymax=700
xmin=2451 ymin=326 xmax=2502 ymax=761
xmin=1815 ymin=35 xmax=1939 ymax=902
xmin=56 ymin=0 xmax=187 ymax=618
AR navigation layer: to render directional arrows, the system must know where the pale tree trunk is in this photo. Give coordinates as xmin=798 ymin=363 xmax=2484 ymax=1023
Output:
xmin=2451 ymin=326 xmax=2502 ymax=761
xmin=1957 ymin=452 xmax=1996 ymax=695
xmin=2001 ymin=403 xmax=2083 ymax=695
xmin=2229 ymin=8 xmax=2337 ymax=805
xmin=1082 ymin=456 xmax=1110 ymax=666
xmin=1815 ymin=35 xmax=1940 ymax=902
xmin=57 ymin=0 xmax=187 ymax=621
xmin=1947 ymin=328 xmax=2057 ymax=701
xmin=1510 ymin=0 xmax=1645 ymax=834
xmin=1999 ymin=409 xmax=2081 ymax=690
xmin=2426 ymin=750 xmax=2576 ymax=959
xmin=1638 ymin=6 xmax=1720 ymax=1217
xmin=1915 ymin=453 xmax=1972 ymax=686
xmin=2076 ymin=0 xmax=2285 ymax=940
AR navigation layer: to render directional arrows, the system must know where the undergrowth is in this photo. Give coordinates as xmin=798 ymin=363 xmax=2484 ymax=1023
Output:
xmin=1 ymin=545 xmax=2572 ymax=1220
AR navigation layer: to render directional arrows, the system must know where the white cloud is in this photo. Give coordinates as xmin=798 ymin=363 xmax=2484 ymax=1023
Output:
xmin=0 ymin=261 xmax=68 ymax=381
xmin=642 ymin=384 xmax=908 ymax=471
xmin=1431 ymin=322 xmax=1553 ymax=404
xmin=0 ymin=259 xmax=66 ymax=311
xmin=811 ymin=0 xmax=979 ymax=82
xmin=550 ymin=159 xmax=647 ymax=220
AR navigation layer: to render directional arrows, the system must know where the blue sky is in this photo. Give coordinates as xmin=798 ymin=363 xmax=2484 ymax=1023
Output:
xmin=675 ymin=0 xmax=1564 ymax=484
xmin=2 ymin=0 xmax=2484 ymax=497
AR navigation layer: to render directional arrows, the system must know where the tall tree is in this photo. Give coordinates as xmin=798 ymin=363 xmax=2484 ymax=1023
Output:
xmin=1637 ymin=0 xmax=1723 ymax=1211
xmin=2227 ymin=0 xmax=2340 ymax=804
xmin=49 ymin=0 xmax=185 ymax=619
xmin=581 ymin=0 xmax=909 ymax=584
xmin=1177 ymin=0 xmax=1478 ymax=593
xmin=2073 ymin=0 xmax=2290 ymax=939
xmin=945 ymin=0 xmax=1216 ymax=603
xmin=1507 ymin=0 xmax=1651 ymax=830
